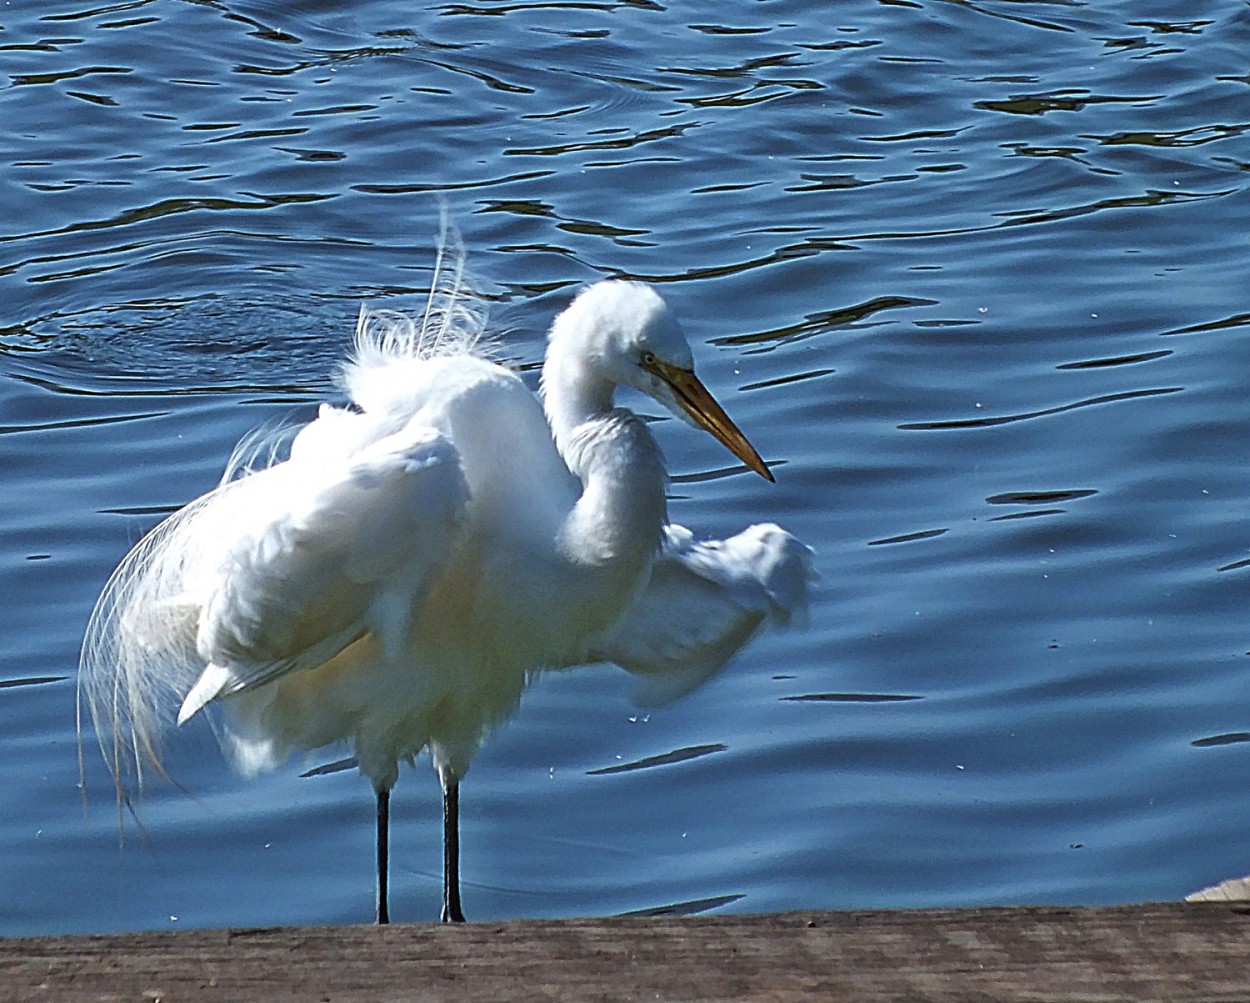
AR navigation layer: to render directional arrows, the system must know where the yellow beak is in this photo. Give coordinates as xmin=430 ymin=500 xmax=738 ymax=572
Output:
xmin=658 ymin=363 xmax=774 ymax=482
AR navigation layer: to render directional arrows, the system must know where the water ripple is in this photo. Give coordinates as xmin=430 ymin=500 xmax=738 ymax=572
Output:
xmin=0 ymin=675 xmax=67 ymax=690
xmin=587 ymin=743 xmax=727 ymax=776
xmin=899 ymin=387 xmax=1183 ymax=431
xmin=618 ymin=894 xmax=744 ymax=917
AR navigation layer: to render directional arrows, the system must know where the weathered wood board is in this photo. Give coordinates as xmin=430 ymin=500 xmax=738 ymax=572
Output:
xmin=4 ymin=902 xmax=1248 ymax=1003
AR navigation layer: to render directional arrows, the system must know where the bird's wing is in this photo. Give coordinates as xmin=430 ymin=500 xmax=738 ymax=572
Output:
xmin=589 ymin=523 xmax=816 ymax=706
xmin=179 ymin=415 xmax=470 ymax=723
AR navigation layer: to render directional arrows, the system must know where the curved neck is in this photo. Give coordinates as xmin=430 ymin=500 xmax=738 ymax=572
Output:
xmin=556 ymin=413 xmax=667 ymax=578
xmin=541 ymin=348 xmax=612 ymax=460
xmin=542 ymin=353 xmax=667 ymax=572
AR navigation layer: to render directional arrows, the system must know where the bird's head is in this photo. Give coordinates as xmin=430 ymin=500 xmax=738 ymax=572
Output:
xmin=552 ymin=280 xmax=773 ymax=481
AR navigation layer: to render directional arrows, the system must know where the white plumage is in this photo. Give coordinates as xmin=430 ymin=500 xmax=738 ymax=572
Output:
xmin=79 ymin=239 xmax=814 ymax=923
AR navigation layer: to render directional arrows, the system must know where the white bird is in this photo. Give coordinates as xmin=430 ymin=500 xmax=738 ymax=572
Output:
xmin=79 ymin=240 xmax=813 ymax=924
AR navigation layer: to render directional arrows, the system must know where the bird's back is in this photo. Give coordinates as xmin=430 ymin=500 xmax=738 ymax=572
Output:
xmin=215 ymin=347 xmax=585 ymax=785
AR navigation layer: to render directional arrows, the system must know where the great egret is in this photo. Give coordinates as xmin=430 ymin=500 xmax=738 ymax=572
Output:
xmin=79 ymin=242 xmax=813 ymax=924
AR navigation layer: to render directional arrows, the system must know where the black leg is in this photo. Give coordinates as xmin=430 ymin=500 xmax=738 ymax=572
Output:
xmin=441 ymin=778 xmax=466 ymax=923
xmin=376 ymin=786 xmax=390 ymax=925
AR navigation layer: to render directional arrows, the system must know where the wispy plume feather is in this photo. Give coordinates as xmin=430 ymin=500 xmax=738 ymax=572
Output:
xmin=220 ymin=422 xmax=300 ymax=486
xmin=351 ymin=214 xmax=488 ymax=368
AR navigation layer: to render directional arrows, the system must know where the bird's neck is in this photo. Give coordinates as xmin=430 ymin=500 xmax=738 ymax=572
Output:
xmin=555 ymin=412 xmax=668 ymax=595
xmin=542 ymin=350 xmax=613 ymax=458
xmin=542 ymin=355 xmax=667 ymax=574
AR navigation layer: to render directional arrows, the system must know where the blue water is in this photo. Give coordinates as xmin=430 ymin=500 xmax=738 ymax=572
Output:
xmin=5 ymin=0 xmax=1250 ymax=935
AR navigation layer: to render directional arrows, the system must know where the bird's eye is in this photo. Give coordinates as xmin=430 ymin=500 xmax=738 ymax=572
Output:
xmin=640 ymin=351 xmax=657 ymax=368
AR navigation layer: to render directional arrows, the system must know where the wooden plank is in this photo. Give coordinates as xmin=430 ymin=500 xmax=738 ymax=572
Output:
xmin=4 ymin=902 xmax=1248 ymax=1003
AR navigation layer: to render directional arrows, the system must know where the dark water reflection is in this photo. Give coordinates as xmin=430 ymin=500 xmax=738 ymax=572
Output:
xmin=4 ymin=0 xmax=1250 ymax=933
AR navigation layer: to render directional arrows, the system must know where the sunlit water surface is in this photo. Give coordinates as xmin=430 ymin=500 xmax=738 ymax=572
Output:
xmin=4 ymin=0 xmax=1250 ymax=935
